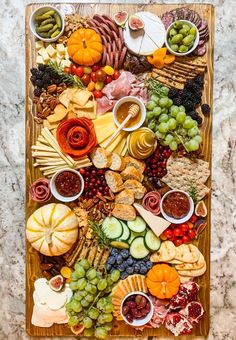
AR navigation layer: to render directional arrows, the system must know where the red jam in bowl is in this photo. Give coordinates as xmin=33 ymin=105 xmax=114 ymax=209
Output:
xmin=55 ymin=171 xmax=81 ymax=197
xmin=162 ymin=191 xmax=190 ymax=219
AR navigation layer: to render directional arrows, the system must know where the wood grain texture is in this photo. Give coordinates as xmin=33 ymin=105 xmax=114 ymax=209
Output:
xmin=25 ymin=3 xmax=214 ymax=337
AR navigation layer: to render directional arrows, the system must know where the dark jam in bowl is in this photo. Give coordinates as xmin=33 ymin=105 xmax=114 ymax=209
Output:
xmin=162 ymin=191 xmax=190 ymax=219
xmin=55 ymin=171 xmax=81 ymax=197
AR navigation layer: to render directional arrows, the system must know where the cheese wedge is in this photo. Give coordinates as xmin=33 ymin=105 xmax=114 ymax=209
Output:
xmin=113 ymin=137 xmax=127 ymax=155
xmin=133 ymin=203 xmax=170 ymax=236
xmin=101 ymin=131 xmax=127 ymax=153
xmin=95 ymin=123 xmax=116 ymax=144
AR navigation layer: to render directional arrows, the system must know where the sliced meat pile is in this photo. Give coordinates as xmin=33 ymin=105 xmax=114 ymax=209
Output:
xmin=96 ymin=71 xmax=148 ymax=115
xmin=29 ymin=178 xmax=51 ymax=202
xmin=161 ymin=7 xmax=209 ymax=56
xmin=142 ymin=191 xmax=161 ymax=215
xmin=87 ymin=14 xmax=127 ymax=68
xmin=164 ymin=281 xmax=204 ymax=336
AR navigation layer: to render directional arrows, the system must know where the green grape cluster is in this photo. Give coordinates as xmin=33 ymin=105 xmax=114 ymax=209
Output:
xmin=146 ymin=87 xmax=202 ymax=152
xmin=67 ymin=258 xmax=120 ymax=339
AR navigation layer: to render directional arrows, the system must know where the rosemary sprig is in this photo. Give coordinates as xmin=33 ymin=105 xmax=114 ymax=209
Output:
xmin=146 ymin=77 xmax=169 ymax=97
xmin=187 ymin=180 xmax=199 ymax=203
xmin=89 ymin=220 xmax=110 ymax=248
xmin=47 ymin=61 xmax=85 ymax=89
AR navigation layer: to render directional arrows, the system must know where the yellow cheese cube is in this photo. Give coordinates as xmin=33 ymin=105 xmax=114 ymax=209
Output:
xmin=56 ymin=43 xmax=66 ymax=55
xmin=38 ymin=47 xmax=46 ymax=56
xmin=46 ymin=44 xmax=57 ymax=58
xmin=36 ymin=55 xmax=44 ymax=64
xmin=35 ymin=41 xmax=44 ymax=50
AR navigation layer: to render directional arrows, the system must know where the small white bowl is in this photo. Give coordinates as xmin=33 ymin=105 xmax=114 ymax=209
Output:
xmin=30 ymin=6 xmax=65 ymax=42
xmin=160 ymin=189 xmax=194 ymax=224
xmin=50 ymin=169 xmax=84 ymax=203
xmin=112 ymin=96 xmax=146 ymax=132
xmin=120 ymin=291 xmax=154 ymax=327
xmin=165 ymin=20 xmax=199 ymax=56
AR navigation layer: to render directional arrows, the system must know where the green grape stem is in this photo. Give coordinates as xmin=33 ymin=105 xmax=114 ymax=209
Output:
xmin=88 ymin=292 xmax=102 ymax=311
xmin=173 ymin=131 xmax=189 ymax=152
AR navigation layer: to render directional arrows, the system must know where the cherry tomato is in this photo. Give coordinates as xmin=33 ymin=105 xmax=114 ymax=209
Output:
xmin=81 ymin=74 xmax=90 ymax=86
xmin=105 ymin=75 xmax=113 ymax=84
xmin=92 ymin=65 xmax=100 ymax=72
xmin=90 ymin=72 xmax=97 ymax=82
xmin=163 ymin=229 xmax=173 ymax=239
xmin=160 ymin=233 xmax=167 ymax=241
xmin=187 ymin=221 xmax=194 ymax=229
xmin=188 ymin=229 xmax=196 ymax=239
xmin=93 ymin=90 xmax=103 ymax=98
xmin=173 ymin=228 xmax=182 ymax=237
xmin=174 ymin=238 xmax=183 ymax=247
xmin=96 ymin=69 xmax=107 ymax=82
xmin=180 ymin=223 xmax=189 ymax=232
xmin=189 ymin=214 xmax=198 ymax=224
xmin=84 ymin=67 xmax=92 ymax=74
xmin=87 ymin=81 xmax=95 ymax=92
xmin=95 ymin=81 xmax=104 ymax=91
xmin=182 ymin=235 xmax=191 ymax=244
xmin=71 ymin=64 xmax=77 ymax=74
xmin=113 ymin=70 xmax=121 ymax=80
xmin=64 ymin=67 xmax=71 ymax=74
xmin=75 ymin=66 xmax=84 ymax=77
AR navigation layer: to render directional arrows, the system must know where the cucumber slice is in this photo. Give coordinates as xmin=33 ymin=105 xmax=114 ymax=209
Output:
xmin=110 ymin=241 xmax=129 ymax=249
xmin=128 ymin=230 xmax=146 ymax=244
xmin=144 ymin=230 xmax=161 ymax=252
xmin=127 ymin=217 xmax=146 ymax=233
xmin=130 ymin=237 xmax=149 ymax=259
xmin=119 ymin=221 xmax=130 ymax=241
xmin=102 ymin=217 xmax=123 ymax=240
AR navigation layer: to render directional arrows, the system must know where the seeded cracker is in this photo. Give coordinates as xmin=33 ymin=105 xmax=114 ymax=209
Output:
xmin=162 ymin=156 xmax=210 ymax=200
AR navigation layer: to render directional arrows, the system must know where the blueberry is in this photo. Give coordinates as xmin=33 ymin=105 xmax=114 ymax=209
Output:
xmin=134 ymin=264 xmax=140 ymax=273
xmin=111 ymin=248 xmax=119 ymax=256
xmin=116 ymin=255 xmax=123 ymax=264
xmin=117 ymin=263 xmax=126 ymax=272
xmin=120 ymin=272 xmax=128 ymax=280
xmin=143 ymin=256 xmax=150 ymax=261
xmin=146 ymin=261 xmax=153 ymax=270
xmin=140 ymin=266 xmax=148 ymax=275
xmin=108 ymin=256 xmax=116 ymax=265
xmin=120 ymin=249 xmax=129 ymax=259
xmin=126 ymin=267 xmax=134 ymax=274
xmin=127 ymin=257 xmax=134 ymax=266
xmin=106 ymin=263 xmax=112 ymax=272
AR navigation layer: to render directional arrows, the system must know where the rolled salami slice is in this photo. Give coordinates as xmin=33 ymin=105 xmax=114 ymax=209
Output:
xmin=142 ymin=191 xmax=161 ymax=216
xmin=161 ymin=12 xmax=174 ymax=29
xmin=29 ymin=178 xmax=51 ymax=203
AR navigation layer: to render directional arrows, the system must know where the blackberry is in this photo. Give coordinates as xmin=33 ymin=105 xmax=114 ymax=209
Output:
xmin=185 ymin=79 xmax=195 ymax=90
xmin=33 ymin=88 xmax=42 ymax=97
xmin=35 ymin=79 xmax=43 ymax=87
xmin=201 ymin=104 xmax=211 ymax=115
xmin=42 ymin=74 xmax=51 ymax=84
xmin=188 ymin=111 xmax=199 ymax=120
xmin=192 ymin=83 xmax=202 ymax=92
xmin=168 ymin=88 xmax=179 ymax=98
xmin=182 ymin=89 xmax=194 ymax=100
xmin=182 ymin=99 xmax=195 ymax=112
xmin=54 ymin=78 xmax=61 ymax=85
xmin=30 ymin=75 xmax=36 ymax=84
xmin=30 ymin=68 xmax=38 ymax=76
xmin=196 ymin=115 xmax=203 ymax=125
xmin=38 ymin=64 xmax=47 ymax=71
xmin=194 ymin=75 xmax=204 ymax=85
xmin=173 ymin=97 xmax=182 ymax=106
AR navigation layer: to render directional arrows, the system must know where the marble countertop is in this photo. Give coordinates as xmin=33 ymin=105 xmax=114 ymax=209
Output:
xmin=0 ymin=0 xmax=235 ymax=339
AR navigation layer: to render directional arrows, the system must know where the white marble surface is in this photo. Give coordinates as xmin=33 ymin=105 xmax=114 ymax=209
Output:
xmin=0 ymin=0 xmax=235 ymax=339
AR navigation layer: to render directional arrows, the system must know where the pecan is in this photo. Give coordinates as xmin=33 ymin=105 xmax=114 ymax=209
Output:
xmin=47 ymin=84 xmax=57 ymax=94
xmin=36 ymin=102 xmax=43 ymax=114
xmin=34 ymin=116 xmax=43 ymax=124
xmin=40 ymin=107 xmax=51 ymax=118
xmin=109 ymin=189 xmax=115 ymax=200
xmin=50 ymin=98 xmax=58 ymax=110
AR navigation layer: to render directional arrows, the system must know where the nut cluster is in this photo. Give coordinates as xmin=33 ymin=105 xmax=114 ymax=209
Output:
xmin=33 ymin=83 xmax=67 ymax=120
xmin=58 ymin=14 xmax=89 ymax=44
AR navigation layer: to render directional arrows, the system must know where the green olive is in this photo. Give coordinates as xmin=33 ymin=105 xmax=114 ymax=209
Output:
xmin=171 ymin=33 xmax=183 ymax=44
xmin=173 ymin=20 xmax=183 ymax=29
xmin=182 ymin=24 xmax=191 ymax=32
xmin=189 ymin=27 xmax=197 ymax=36
xmin=179 ymin=28 xmax=189 ymax=37
xmin=178 ymin=45 xmax=188 ymax=53
xmin=170 ymin=44 xmax=179 ymax=52
xmin=182 ymin=34 xmax=195 ymax=46
xmin=169 ymin=28 xmax=177 ymax=37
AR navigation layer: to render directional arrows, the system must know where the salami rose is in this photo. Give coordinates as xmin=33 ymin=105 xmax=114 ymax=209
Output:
xmin=29 ymin=178 xmax=51 ymax=203
xmin=142 ymin=191 xmax=161 ymax=215
xmin=57 ymin=118 xmax=97 ymax=158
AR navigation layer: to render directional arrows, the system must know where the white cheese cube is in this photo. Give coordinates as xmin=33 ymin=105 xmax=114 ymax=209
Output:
xmin=35 ymin=41 xmax=44 ymax=50
xmin=60 ymin=60 xmax=66 ymax=68
xmin=56 ymin=52 xmax=64 ymax=59
xmin=40 ymin=50 xmax=50 ymax=64
xmin=38 ymin=47 xmax=46 ymax=56
xmin=56 ymin=43 xmax=66 ymax=55
xmin=36 ymin=55 xmax=44 ymax=64
xmin=64 ymin=59 xmax=71 ymax=67
xmin=56 ymin=57 xmax=62 ymax=65
xmin=46 ymin=44 xmax=57 ymax=58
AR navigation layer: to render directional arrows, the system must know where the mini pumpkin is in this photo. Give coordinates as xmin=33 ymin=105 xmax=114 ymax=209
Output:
xmin=146 ymin=264 xmax=180 ymax=299
xmin=26 ymin=203 xmax=79 ymax=256
xmin=67 ymin=28 xmax=103 ymax=66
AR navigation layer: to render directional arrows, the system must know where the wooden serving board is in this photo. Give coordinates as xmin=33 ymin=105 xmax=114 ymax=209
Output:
xmin=25 ymin=3 xmax=214 ymax=337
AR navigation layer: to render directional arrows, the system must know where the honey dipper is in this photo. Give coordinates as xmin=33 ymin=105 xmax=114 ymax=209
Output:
xmin=103 ymin=104 xmax=140 ymax=148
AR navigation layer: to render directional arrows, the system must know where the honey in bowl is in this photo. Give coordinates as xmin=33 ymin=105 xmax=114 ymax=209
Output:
xmin=116 ymin=101 xmax=142 ymax=128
